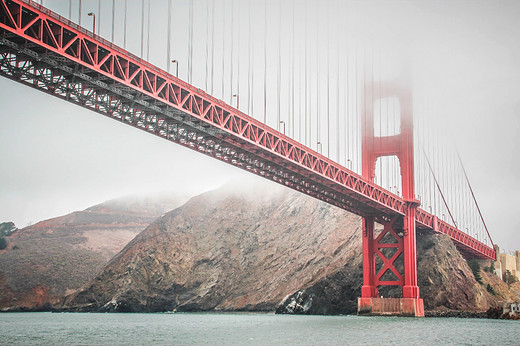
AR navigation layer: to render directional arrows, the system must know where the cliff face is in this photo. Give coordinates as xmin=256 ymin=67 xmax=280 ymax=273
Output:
xmin=65 ymin=182 xmax=362 ymax=312
xmin=65 ymin=181 xmax=501 ymax=314
xmin=0 ymin=193 xmax=187 ymax=310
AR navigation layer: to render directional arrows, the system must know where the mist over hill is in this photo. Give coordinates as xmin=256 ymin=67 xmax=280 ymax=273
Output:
xmin=0 ymin=192 xmax=189 ymax=310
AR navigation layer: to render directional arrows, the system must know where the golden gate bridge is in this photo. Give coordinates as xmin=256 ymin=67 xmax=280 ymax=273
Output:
xmin=0 ymin=0 xmax=496 ymax=317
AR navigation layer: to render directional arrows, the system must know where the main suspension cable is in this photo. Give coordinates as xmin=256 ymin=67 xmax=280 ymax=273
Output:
xmin=457 ymin=153 xmax=494 ymax=245
xmin=423 ymin=147 xmax=458 ymax=228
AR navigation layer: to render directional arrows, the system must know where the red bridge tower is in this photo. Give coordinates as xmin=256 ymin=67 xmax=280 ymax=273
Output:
xmin=358 ymin=78 xmax=424 ymax=317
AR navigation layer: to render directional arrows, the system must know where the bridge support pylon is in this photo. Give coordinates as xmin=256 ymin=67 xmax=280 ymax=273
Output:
xmin=357 ymin=78 xmax=424 ymax=317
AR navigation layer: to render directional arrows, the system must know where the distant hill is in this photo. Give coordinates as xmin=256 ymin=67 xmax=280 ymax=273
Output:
xmin=0 ymin=192 xmax=189 ymax=310
xmin=64 ymin=180 xmax=509 ymax=314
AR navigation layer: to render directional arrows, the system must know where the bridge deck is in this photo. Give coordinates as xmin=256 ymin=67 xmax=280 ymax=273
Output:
xmin=0 ymin=0 xmax=495 ymax=260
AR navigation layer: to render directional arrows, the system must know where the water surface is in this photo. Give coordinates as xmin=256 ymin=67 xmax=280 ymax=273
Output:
xmin=0 ymin=312 xmax=517 ymax=345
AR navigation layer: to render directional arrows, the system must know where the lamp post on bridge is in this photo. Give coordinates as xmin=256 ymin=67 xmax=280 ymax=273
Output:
xmin=317 ymin=141 xmax=322 ymax=154
xmin=233 ymin=94 xmax=239 ymax=110
xmin=87 ymin=12 xmax=96 ymax=35
xmin=279 ymin=121 xmax=285 ymax=135
xmin=346 ymin=158 xmax=352 ymax=170
xmin=171 ymin=60 xmax=178 ymax=77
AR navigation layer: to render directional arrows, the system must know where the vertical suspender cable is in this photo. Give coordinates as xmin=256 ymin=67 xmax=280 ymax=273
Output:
xmin=189 ymin=0 xmax=193 ymax=84
xmin=230 ymin=0 xmax=234 ymax=104
xmin=97 ymin=0 xmax=101 ymax=36
xmin=378 ymin=54 xmax=382 ymax=186
xmin=304 ymin=0 xmax=308 ymax=145
xmin=141 ymin=0 xmax=144 ymax=57
xmin=291 ymin=0 xmax=295 ymax=138
xmin=211 ymin=1 xmax=215 ymax=94
xmin=457 ymin=153 xmax=491 ymax=241
xmin=251 ymin=0 xmax=254 ymax=116
xmin=263 ymin=0 xmax=267 ymax=124
xmin=371 ymin=50 xmax=375 ymax=181
xmin=441 ymin=139 xmax=446 ymax=220
xmin=435 ymin=127 xmax=439 ymax=214
xmin=326 ymin=4 xmax=330 ymax=157
xmin=205 ymin=0 xmax=209 ymax=88
xmin=221 ymin=0 xmax=225 ymax=98
xmin=277 ymin=0 xmax=281 ymax=130
xmin=167 ymin=0 xmax=172 ymax=73
xmin=453 ymin=151 xmax=458 ymax=228
xmin=336 ymin=0 xmax=340 ymax=163
xmin=247 ymin=0 xmax=252 ymax=115
xmin=229 ymin=0 xmax=235 ymax=104
xmin=309 ymin=0 xmax=323 ymax=150
xmin=147 ymin=0 xmax=151 ymax=60
xmin=78 ymin=0 xmax=82 ymax=26
xmin=298 ymin=4 xmax=303 ymax=141
xmin=236 ymin=0 xmax=240 ymax=109
xmin=124 ymin=0 xmax=128 ymax=49
xmin=423 ymin=148 xmax=458 ymax=228
xmin=384 ymin=58 xmax=389 ymax=188
xmin=346 ymin=42 xmax=350 ymax=167
xmin=69 ymin=0 xmax=71 ymax=20
xmin=354 ymin=47 xmax=358 ymax=172
xmin=112 ymin=0 xmax=115 ymax=43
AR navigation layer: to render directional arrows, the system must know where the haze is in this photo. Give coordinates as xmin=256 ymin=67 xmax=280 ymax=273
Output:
xmin=0 ymin=0 xmax=518 ymax=251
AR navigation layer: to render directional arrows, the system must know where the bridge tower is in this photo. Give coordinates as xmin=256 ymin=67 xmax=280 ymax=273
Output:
xmin=358 ymin=78 xmax=425 ymax=317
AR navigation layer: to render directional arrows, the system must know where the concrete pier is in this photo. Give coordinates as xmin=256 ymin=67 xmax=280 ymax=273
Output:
xmin=357 ymin=298 xmax=424 ymax=317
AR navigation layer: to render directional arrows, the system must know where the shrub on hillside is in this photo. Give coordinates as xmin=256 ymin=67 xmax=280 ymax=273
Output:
xmin=0 ymin=237 xmax=7 ymax=250
xmin=484 ymin=262 xmax=496 ymax=273
xmin=467 ymin=259 xmax=483 ymax=284
xmin=486 ymin=284 xmax=497 ymax=296
xmin=503 ymin=270 xmax=519 ymax=287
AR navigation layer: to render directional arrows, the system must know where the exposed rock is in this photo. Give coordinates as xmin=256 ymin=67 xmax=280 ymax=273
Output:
xmin=0 ymin=193 xmax=187 ymax=311
xmin=415 ymin=231 xmax=489 ymax=311
xmin=63 ymin=180 xmax=513 ymax=314
xmin=275 ymin=232 xmax=491 ymax=314
xmin=64 ymin=181 xmax=362 ymax=312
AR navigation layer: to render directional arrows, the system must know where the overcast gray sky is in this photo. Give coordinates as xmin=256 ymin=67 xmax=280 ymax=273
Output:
xmin=0 ymin=0 xmax=519 ymax=252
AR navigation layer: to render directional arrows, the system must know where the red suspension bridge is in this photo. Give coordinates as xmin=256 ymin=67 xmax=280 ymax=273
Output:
xmin=0 ymin=0 xmax=496 ymax=317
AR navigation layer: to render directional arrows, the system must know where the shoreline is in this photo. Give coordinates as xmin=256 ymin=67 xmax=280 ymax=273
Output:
xmin=2 ymin=306 xmax=515 ymax=320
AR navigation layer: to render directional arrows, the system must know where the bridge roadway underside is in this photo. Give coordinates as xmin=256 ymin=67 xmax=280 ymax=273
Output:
xmin=0 ymin=0 xmax=495 ymax=261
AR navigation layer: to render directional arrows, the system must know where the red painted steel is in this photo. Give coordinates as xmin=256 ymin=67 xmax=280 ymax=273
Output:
xmin=361 ymin=79 xmax=421 ymax=300
xmin=0 ymin=0 xmax=496 ymax=264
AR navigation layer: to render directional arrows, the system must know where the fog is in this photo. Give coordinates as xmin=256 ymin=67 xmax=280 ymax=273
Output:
xmin=0 ymin=0 xmax=519 ymax=251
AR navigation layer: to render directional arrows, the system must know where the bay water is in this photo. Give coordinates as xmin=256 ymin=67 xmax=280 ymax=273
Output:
xmin=0 ymin=312 xmax=517 ymax=345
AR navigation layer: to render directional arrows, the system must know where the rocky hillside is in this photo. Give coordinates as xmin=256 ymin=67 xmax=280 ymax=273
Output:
xmin=64 ymin=180 xmax=508 ymax=314
xmin=0 ymin=193 xmax=188 ymax=311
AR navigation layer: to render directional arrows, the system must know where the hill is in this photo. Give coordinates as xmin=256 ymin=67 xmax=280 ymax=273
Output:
xmin=0 ymin=193 xmax=188 ymax=310
xmin=64 ymin=181 xmax=506 ymax=314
